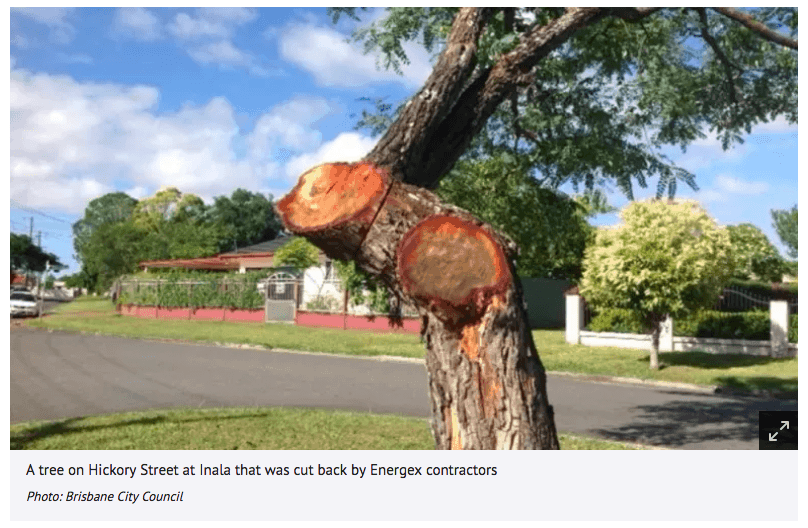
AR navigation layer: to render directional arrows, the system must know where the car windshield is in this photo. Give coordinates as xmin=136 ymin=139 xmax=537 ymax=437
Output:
xmin=11 ymin=293 xmax=36 ymax=302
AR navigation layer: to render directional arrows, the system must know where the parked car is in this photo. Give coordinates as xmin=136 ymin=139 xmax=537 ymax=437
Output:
xmin=10 ymin=291 xmax=39 ymax=317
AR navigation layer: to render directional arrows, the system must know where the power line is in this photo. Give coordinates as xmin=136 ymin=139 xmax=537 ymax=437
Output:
xmin=9 ymin=200 xmax=73 ymax=224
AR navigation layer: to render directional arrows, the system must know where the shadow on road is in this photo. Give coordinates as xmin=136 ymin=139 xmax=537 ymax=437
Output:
xmin=592 ymin=393 xmax=798 ymax=448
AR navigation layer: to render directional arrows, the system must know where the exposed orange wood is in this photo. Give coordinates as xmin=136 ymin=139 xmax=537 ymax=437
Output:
xmin=397 ymin=215 xmax=511 ymax=324
xmin=276 ymin=162 xmax=390 ymax=231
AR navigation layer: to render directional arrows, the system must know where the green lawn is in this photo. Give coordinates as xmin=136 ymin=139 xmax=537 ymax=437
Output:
xmin=27 ymin=297 xmax=797 ymax=395
xmin=10 ymin=407 xmax=644 ymax=450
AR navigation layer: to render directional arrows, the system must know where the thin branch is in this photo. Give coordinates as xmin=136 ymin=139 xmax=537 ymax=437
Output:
xmin=711 ymin=7 xmax=797 ymax=50
xmin=696 ymin=8 xmax=742 ymax=105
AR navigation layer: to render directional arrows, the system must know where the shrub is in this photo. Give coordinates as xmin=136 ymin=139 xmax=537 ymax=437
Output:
xmin=305 ymin=295 xmax=341 ymax=312
xmin=789 ymin=313 xmax=798 ymax=343
xmin=587 ymin=308 xmax=649 ymax=334
xmin=674 ymin=310 xmax=769 ymax=340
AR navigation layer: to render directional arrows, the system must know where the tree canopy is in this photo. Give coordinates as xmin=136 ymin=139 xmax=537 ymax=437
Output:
xmin=580 ymin=199 xmax=734 ymax=368
xmin=208 ymin=188 xmax=283 ymax=252
xmin=72 ymin=192 xmax=138 ymax=260
xmin=726 ymin=223 xmax=786 ymax=283
xmin=72 ymin=187 xmax=284 ymax=292
xmin=771 ymin=205 xmax=797 ymax=261
xmin=275 ymin=8 xmax=797 ymax=447
xmin=272 ymin=237 xmax=320 ymax=273
xmin=11 ymin=233 xmax=65 ymax=273
xmin=334 ymin=7 xmax=796 ymax=200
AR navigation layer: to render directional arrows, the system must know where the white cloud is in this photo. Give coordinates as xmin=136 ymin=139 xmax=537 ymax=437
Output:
xmin=112 ymin=7 xmax=163 ymax=42
xmin=165 ymin=8 xmax=271 ymax=76
xmin=56 ymin=52 xmax=93 ymax=65
xmin=169 ymin=12 xmax=232 ymax=40
xmin=713 ymin=174 xmax=769 ymax=195
xmin=12 ymin=7 xmax=76 ymax=44
xmin=278 ymin=23 xmax=432 ymax=89
xmin=283 ymin=132 xmax=377 ymax=183
xmin=749 ymin=115 xmax=798 ymax=135
xmin=10 ymin=68 xmax=376 ymax=216
xmin=248 ymin=97 xmax=334 ymax=159
xmin=186 ymin=40 xmax=271 ymax=77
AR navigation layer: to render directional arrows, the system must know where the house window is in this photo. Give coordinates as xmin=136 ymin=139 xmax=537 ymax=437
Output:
xmin=325 ymin=260 xmax=333 ymax=281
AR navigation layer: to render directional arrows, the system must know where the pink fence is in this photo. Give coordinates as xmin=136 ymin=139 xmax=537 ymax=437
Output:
xmin=117 ymin=304 xmax=264 ymax=323
xmin=295 ymin=310 xmax=420 ymax=334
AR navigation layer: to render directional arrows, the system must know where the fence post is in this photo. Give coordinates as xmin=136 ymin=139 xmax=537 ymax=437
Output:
xmin=565 ymin=294 xmax=583 ymax=344
xmin=770 ymin=300 xmax=789 ymax=358
xmin=660 ymin=315 xmax=674 ymax=352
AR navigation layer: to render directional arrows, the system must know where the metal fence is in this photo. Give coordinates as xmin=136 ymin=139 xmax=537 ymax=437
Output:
xmin=580 ymin=285 xmax=798 ymax=328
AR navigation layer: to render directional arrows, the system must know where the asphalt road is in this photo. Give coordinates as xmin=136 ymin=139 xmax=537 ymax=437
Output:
xmin=10 ymin=328 xmax=796 ymax=449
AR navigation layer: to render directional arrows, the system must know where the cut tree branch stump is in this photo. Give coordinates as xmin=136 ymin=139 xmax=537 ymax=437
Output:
xmin=277 ymin=160 xmax=558 ymax=450
xmin=398 ymin=214 xmax=511 ymax=326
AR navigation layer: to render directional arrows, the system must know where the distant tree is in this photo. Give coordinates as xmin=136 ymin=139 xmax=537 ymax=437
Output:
xmin=272 ymin=237 xmax=320 ymax=274
xmin=81 ymin=221 xmax=150 ymax=292
xmin=10 ymin=233 xmax=65 ymax=273
xmin=72 ymin=192 xmax=138 ymax=261
xmin=436 ymin=153 xmax=592 ymax=279
xmin=726 ymin=223 xmax=786 ymax=282
xmin=580 ymin=200 xmax=733 ymax=369
xmin=771 ymin=205 xmax=797 ymax=260
xmin=209 ymin=189 xmax=283 ymax=252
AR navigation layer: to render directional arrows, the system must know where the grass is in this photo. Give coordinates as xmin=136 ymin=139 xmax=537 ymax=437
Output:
xmin=26 ymin=297 xmax=797 ymax=395
xmin=533 ymin=330 xmax=798 ymax=396
xmin=10 ymin=407 xmax=644 ymax=450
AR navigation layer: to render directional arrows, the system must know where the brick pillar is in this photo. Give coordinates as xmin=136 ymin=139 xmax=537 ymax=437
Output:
xmin=566 ymin=294 xmax=583 ymax=344
xmin=770 ymin=300 xmax=789 ymax=358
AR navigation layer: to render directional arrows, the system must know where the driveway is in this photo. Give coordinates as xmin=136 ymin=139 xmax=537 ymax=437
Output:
xmin=11 ymin=328 xmax=795 ymax=449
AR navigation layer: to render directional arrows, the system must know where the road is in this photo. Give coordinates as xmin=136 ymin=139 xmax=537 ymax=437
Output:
xmin=10 ymin=328 xmax=796 ymax=449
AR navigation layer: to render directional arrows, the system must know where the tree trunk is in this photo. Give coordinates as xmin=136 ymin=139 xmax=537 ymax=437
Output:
xmin=277 ymin=161 xmax=558 ymax=449
xmin=649 ymin=322 xmax=661 ymax=370
xmin=273 ymin=8 xmax=653 ymax=449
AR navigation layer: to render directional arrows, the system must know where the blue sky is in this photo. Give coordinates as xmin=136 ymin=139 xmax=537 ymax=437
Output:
xmin=7 ymin=7 xmax=798 ymax=276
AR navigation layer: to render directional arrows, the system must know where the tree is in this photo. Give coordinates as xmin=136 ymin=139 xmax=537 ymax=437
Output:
xmin=80 ymin=221 xmax=150 ymax=292
xmin=72 ymin=192 xmax=138 ymax=261
xmin=277 ymin=8 xmax=796 ymax=449
xmin=10 ymin=233 xmax=65 ymax=273
xmin=580 ymin=200 xmax=733 ymax=369
xmin=726 ymin=223 xmax=786 ymax=282
xmin=272 ymin=237 xmax=320 ymax=274
xmin=771 ymin=205 xmax=797 ymax=261
xmin=436 ymin=153 xmax=592 ymax=279
xmin=208 ymin=189 xmax=283 ymax=252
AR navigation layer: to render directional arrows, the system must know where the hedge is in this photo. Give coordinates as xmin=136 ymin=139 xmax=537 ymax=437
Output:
xmin=587 ymin=308 xmax=650 ymax=334
xmin=673 ymin=310 xmax=769 ymax=340
xmin=789 ymin=313 xmax=798 ymax=343
xmin=587 ymin=307 xmax=775 ymax=341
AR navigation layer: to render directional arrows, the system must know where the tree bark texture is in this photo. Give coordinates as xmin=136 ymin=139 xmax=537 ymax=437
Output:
xmin=277 ymin=161 xmax=558 ymax=449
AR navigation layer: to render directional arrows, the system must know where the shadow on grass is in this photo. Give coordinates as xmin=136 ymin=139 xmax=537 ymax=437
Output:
xmin=712 ymin=376 xmax=798 ymax=399
xmin=592 ymin=395 xmax=798 ymax=449
xmin=641 ymin=351 xmax=795 ymax=370
xmin=10 ymin=410 xmax=278 ymax=450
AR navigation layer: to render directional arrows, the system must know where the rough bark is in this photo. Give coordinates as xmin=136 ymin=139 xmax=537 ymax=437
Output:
xmin=277 ymin=161 xmax=559 ymax=449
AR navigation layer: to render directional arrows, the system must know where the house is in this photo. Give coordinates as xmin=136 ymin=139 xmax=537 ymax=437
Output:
xmin=137 ymin=236 xmax=345 ymax=312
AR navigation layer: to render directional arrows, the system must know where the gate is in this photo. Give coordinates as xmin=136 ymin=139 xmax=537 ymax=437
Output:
xmin=264 ymin=272 xmax=301 ymax=322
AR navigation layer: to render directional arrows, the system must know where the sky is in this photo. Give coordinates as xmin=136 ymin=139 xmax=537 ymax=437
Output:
xmin=6 ymin=7 xmax=799 ymax=276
